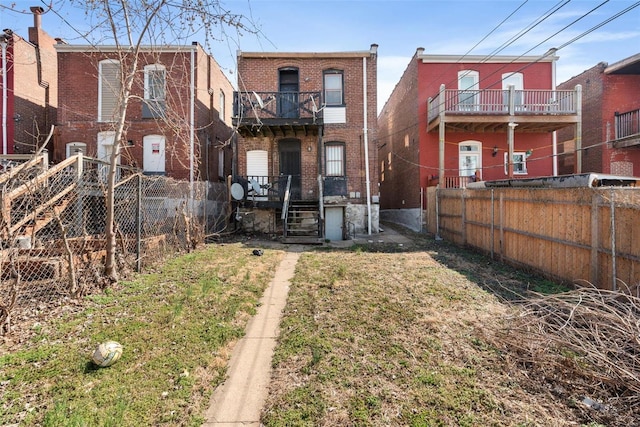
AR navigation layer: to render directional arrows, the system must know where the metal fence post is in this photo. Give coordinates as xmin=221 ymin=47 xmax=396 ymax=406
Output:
xmin=136 ymin=174 xmax=142 ymax=273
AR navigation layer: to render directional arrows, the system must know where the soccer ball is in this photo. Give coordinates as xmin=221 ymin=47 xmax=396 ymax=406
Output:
xmin=92 ymin=341 xmax=123 ymax=367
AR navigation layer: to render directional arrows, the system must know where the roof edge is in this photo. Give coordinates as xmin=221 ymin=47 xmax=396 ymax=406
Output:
xmin=54 ymin=44 xmax=199 ymax=53
xmin=418 ymin=53 xmax=559 ymax=64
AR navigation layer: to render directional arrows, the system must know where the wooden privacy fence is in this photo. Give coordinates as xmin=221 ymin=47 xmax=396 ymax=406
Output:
xmin=426 ymin=187 xmax=640 ymax=291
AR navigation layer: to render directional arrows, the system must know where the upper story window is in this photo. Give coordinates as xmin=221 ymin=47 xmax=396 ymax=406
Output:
xmin=458 ymin=70 xmax=479 ymax=111
xmin=324 ymin=70 xmax=344 ymax=106
xmin=98 ymin=59 xmax=121 ymax=122
xmin=219 ymin=90 xmax=225 ymax=121
xmin=144 ymin=64 xmax=166 ymax=100
xmin=143 ymin=64 xmax=166 ymax=118
xmin=502 ymin=72 xmax=524 ymax=108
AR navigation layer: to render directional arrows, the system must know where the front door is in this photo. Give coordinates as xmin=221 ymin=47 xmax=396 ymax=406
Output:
xmin=279 ymin=139 xmax=301 ymax=199
xmin=279 ymin=68 xmax=299 ymax=119
xmin=325 ymin=207 xmax=344 ymax=241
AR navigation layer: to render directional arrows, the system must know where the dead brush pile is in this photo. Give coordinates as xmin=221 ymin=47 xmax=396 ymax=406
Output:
xmin=488 ymin=285 xmax=640 ymax=426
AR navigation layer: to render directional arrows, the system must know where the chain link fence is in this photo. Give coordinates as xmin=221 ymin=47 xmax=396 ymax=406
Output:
xmin=0 ymin=154 xmax=229 ymax=334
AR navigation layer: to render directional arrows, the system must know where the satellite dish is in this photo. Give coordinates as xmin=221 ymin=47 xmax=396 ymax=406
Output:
xmin=249 ymin=179 xmax=262 ymax=195
xmin=252 ymin=91 xmax=264 ymax=108
xmin=230 ymin=182 xmax=245 ymax=200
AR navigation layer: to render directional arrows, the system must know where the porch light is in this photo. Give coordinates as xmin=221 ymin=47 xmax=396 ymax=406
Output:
xmin=492 ymin=146 xmax=498 ymax=157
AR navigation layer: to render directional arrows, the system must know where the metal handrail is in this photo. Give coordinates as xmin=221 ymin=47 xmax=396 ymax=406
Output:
xmin=233 ymin=91 xmax=323 ymax=121
xmin=281 ymin=175 xmax=292 ymax=237
xmin=317 ymin=174 xmax=324 ymax=238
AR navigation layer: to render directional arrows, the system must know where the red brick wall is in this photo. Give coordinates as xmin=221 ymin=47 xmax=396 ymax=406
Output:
xmin=55 ymin=46 xmax=232 ymax=181
xmin=10 ymin=27 xmax=58 ymax=155
xmin=557 ymin=63 xmax=606 ymax=174
xmin=558 ymin=62 xmax=640 ymax=175
xmin=419 ymin=60 xmax=556 ymax=184
xmin=378 ymin=53 xmax=420 ymax=209
xmin=236 ymin=50 xmax=378 ymax=199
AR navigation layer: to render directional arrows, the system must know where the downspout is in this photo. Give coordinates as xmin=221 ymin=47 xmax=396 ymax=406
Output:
xmin=362 ymin=55 xmax=372 ymax=235
xmin=189 ymin=43 xmax=196 ymax=212
xmin=1 ymin=37 xmax=7 ymax=155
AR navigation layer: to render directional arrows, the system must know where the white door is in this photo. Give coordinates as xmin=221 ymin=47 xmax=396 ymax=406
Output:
xmin=458 ymin=70 xmax=479 ymax=111
xmin=459 ymin=142 xmax=481 ymax=180
xmin=502 ymin=72 xmax=524 ymax=109
xmin=325 ymin=207 xmax=343 ymax=241
xmin=143 ymin=135 xmax=166 ymax=174
xmin=246 ymin=150 xmax=269 ymax=196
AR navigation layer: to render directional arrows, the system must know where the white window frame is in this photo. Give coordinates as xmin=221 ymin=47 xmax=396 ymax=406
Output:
xmin=66 ymin=142 xmax=86 ymax=158
xmin=325 ymin=143 xmax=345 ymax=176
xmin=504 ymin=152 xmax=528 ymax=175
xmin=98 ymin=59 xmax=121 ymax=122
xmin=219 ymin=90 xmax=225 ymax=121
xmin=324 ymin=71 xmax=344 ymax=106
xmin=218 ymin=149 xmax=225 ymax=179
xmin=459 ymin=141 xmax=482 ymax=179
xmin=458 ymin=70 xmax=479 ymax=111
xmin=502 ymin=72 xmax=524 ymax=109
xmin=144 ymin=64 xmax=166 ymax=101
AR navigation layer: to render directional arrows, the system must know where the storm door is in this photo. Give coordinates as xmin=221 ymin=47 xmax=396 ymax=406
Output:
xmin=278 ymin=68 xmax=299 ymax=119
xmin=279 ymin=139 xmax=301 ymax=199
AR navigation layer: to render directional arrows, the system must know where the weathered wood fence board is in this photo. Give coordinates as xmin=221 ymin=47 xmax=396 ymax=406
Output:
xmin=426 ymin=187 xmax=640 ymax=291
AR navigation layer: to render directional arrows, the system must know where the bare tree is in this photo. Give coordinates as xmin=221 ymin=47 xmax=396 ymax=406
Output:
xmin=48 ymin=0 xmax=254 ymax=281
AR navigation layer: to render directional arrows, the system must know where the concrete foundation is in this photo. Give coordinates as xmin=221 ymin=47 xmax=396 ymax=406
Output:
xmin=380 ymin=208 xmax=422 ymax=232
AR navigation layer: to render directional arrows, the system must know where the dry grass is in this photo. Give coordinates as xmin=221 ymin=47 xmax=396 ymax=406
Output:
xmin=262 ymin=228 xmax=625 ymax=426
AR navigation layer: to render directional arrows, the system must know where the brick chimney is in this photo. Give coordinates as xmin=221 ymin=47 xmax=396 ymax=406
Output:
xmin=28 ymin=6 xmax=45 ymax=45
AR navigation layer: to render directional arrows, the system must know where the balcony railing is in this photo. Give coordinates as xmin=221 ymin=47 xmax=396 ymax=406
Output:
xmin=233 ymin=91 xmax=322 ymax=121
xmin=233 ymin=175 xmax=289 ymax=202
xmin=615 ymin=109 xmax=640 ymax=140
xmin=428 ymin=89 xmax=578 ymax=122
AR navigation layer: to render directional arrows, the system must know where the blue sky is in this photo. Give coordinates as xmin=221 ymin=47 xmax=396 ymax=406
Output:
xmin=2 ymin=0 xmax=639 ymax=113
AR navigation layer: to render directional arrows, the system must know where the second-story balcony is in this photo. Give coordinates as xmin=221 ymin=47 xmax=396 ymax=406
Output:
xmin=427 ymin=86 xmax=581 ymax=133
xmin=611 ymin=108 xmax=640 ymax=148
xmin=232 ymin=91 xmax=323 ymax=137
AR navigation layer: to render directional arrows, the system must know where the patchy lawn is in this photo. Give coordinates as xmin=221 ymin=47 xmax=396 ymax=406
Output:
xmin=263 ymin=229 xmax=627 ymax=427
xmin=1 ymin=225 xmax=634 ymax=427
xmin=0 ymin=243 xmax=284 ymax=426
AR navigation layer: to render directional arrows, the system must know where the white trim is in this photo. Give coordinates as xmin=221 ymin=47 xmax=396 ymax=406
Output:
xmin=504 ymin=152 xmax=528 ymax=175
xmin=66 ymin=142 xmax=86 ymax=158
xmin=419 ymin=54 xmax=558 ymax=63
xmin=459 ymin=141 xmax=482 ymax=179
xmin=55 ymin=44 xmax=199 ymax=53
xmin=98 ymin=59 xmax=120 ymax=122
xmin=144 ymin=64 xmax=166 ymax=100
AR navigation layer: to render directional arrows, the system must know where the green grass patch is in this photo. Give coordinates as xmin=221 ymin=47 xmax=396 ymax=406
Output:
xmin=0 ymin=243 xmax=283 ymax=426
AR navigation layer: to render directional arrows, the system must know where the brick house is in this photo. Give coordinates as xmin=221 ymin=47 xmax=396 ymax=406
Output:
xmin=231 ymin=45 xmax=379 ymax=241
xmin=53 ymin=42 xmax=234 ymax=181
xmin=378 ymin=48 xmax=581 ymax=231
xmin=557 ymin=54 xmax=640 ymax=176
xmin=0 ymin=6 xmax=57 ymax=156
